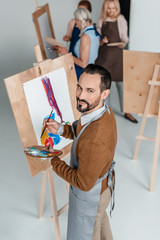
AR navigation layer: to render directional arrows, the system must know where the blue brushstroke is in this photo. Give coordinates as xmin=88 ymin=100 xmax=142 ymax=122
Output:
xmin=44 ymin=113 xmax=61 ymax=145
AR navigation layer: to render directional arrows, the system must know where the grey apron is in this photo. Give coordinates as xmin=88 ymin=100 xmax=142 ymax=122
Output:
xmin=67 ymin=106 xmax=115 ymax=240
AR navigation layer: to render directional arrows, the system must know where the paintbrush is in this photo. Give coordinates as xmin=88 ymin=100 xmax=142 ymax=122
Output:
xmin=40 ymin=110 xmax=53 ymax=139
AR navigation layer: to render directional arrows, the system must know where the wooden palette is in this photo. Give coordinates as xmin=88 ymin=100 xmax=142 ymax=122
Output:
xmin=24 ymin=145 xmax=62 ymax=159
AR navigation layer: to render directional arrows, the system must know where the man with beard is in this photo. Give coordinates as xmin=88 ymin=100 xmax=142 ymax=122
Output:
xmin=44 ymin=64 xmax=117 ymax=240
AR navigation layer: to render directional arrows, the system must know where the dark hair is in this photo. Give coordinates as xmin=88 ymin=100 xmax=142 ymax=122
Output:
xmin=78 ymin=0 xmax=92 ymax=13
xmin=82 ymin=64 xmax=112 ymax=91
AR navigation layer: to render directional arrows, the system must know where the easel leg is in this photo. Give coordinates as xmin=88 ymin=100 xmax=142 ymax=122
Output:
xmin=48 ymin=167 xmax=61 ymax=240
xmin=34 ymin=45 xmax=43 ymax=62
xmin=133 ymin=116 xmax=148 ymax=160
xmin=39 ymin=169 xmax=48 ymax=218
xmin=150 ymin=102 xmax=160 ymax=192
xmin=133 ymin=65 xmax=160 ymax=160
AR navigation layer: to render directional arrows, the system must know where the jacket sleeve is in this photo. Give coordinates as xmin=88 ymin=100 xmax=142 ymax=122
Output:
xmin=61 ymin=124 xmax=74 ymax=140
xmin=51 ymin=127 xmax=116 ymax=191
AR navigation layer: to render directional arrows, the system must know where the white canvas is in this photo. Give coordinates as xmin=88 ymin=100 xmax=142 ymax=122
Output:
xmin=23 ymin=67 xmax=75 ymax=149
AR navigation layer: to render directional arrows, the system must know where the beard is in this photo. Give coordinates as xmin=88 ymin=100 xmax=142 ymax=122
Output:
xmin=76 ymin=96 xmax=101 ymax=113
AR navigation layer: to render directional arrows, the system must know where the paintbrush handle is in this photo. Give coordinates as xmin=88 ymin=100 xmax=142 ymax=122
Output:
xmin=40 ymin=110 xmax=53 ymax=139
xmin=40 ymin=127 xmax=46 ymax=139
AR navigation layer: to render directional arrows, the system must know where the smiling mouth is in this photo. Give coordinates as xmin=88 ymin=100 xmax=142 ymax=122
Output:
xmin=78 ymin=100 xmax=86 ymax=105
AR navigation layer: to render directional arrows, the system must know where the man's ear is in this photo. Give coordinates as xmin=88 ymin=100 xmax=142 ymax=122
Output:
xmin=101 ymin=89 xmax=110 ymax=100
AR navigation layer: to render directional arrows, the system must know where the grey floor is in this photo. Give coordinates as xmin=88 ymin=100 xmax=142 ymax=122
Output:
xmin=0 ymin=77 xmax=160 ymax=240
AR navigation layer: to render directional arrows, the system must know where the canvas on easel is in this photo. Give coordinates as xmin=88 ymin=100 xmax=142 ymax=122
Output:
xmin=32 ymin=3 xmax=58 ymax=60
xmin=123 ymin=50 xmax=160 ymax=191
xmin=4 ymin=53 xmax=79 ymax=176
xmin=4 ymin=53 xmax=80 ymax=240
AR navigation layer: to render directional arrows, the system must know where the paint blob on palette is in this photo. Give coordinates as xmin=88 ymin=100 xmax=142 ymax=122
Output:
xmin=24 ymin=146 xmax=62 ymax=158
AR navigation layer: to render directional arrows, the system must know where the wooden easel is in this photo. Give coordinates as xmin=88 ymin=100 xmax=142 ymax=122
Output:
xmin=34 ymin=0 xmax=38 ymax=9
xmin=133 ymin=64 xmax=160 ymax=192
xmin=32 ymin=3 xmax=69 ymax=237
xmin=4 ymin=52 xmax=79 ymax=240
xmin=33 ymin=0 xmax=43 ymax=62
xmin=34 ymin=45 xmax=44 ymax=62
xmin=39 ymin=161 xmax=69 ymax=240
xmin=32 ymin=2 xmax=58 ymax=60
xmin=32 ymin=56 xmax=72 ymax=239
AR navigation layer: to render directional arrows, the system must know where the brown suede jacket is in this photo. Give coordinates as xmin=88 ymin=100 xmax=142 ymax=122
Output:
xmin=51 ymin=107 xmax=117 ymax=193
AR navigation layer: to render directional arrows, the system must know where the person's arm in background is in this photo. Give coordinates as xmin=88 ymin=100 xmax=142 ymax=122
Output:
xmin=117 ymin=14 xmax=129 ymax=47
xmin=96 ymin=18 xmax=102 ymax=35
xmin=63 ymin=19 xmax=76 ymax=42
xmin=55 ymin=34 xmax=91 ymax=68
xmin=73 ymin=34 xmax=91 ymax=68
xmin=57 ymin=33 xmax=93 ymax=69
xmin=96 ymin=18 xmax=109 ymax=45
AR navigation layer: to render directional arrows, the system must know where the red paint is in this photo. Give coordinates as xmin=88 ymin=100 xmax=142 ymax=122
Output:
xmin=45 ymin=137 xmax=54 ymax=148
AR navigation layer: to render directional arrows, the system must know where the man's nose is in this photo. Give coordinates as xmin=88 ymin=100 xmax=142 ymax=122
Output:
xmin=79 ymin=90 xmax=87 ymax=100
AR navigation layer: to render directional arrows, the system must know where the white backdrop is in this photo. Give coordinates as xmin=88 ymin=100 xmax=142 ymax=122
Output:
xmin=0 ymin=0 xmax=103 ymax=80
xmin=0 ymin=0 xmax=160 ymax=81
xmin=129 ymin=0 xmax=160 ymax=52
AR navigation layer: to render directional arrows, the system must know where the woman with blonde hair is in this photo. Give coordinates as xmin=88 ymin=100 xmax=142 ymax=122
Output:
xmin=100 ymin=0 xmax=120 ymax=21
xmin=96 ymin=0 xmax=138 ymax=123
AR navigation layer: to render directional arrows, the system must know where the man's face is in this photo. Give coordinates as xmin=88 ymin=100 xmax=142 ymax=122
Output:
xmin=76 ymin=73 xmax=109 ymax=114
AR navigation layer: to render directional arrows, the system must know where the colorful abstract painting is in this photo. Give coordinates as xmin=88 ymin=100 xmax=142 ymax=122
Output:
xmin=23 ymin=67 xmax=75 ymax=150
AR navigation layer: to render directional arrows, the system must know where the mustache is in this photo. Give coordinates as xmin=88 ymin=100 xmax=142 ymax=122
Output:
xmin=76 ymin=97 xmax=89 ymax=105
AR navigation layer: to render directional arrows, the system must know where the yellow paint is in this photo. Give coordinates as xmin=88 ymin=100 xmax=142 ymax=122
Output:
xmin=40 ymin=130 xmax=49 ymax=145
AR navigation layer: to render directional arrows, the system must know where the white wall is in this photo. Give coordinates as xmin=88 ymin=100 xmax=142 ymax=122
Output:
xmin=0 ymin=0 xmax=103 ymax=80
xmin=1 ymin=0 xmax=159 ymax=81
xmin=129 ymin=0 xmax=160 ymax=52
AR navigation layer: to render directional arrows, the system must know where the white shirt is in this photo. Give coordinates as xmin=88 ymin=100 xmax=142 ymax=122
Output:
xmin=57 ymin=104 xmax=108 ymax=135
xmin=57 ymin=104 xmax=110 ymax=135
xmin=80 ymin=105 xmax=106 ymax=126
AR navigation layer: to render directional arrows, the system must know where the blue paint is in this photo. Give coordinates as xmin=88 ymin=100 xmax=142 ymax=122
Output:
xmin=41 ymin=150 xmax=50 ymax=154
xmin=44 ymin=112 xmax=61 ymax=145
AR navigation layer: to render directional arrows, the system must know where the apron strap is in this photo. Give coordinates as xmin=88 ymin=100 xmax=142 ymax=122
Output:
xmin=107 ymin=161 xmax=116 ymax=217
xmin=109 ymin=169 xmax=115 ymax=217
xmin=72 ymin=120 xmax=79 ymax=135
xmin=96 ymin=160 xmax=116 ymax=217
xmin=83 ymin=24 xmax=103 ymax=40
